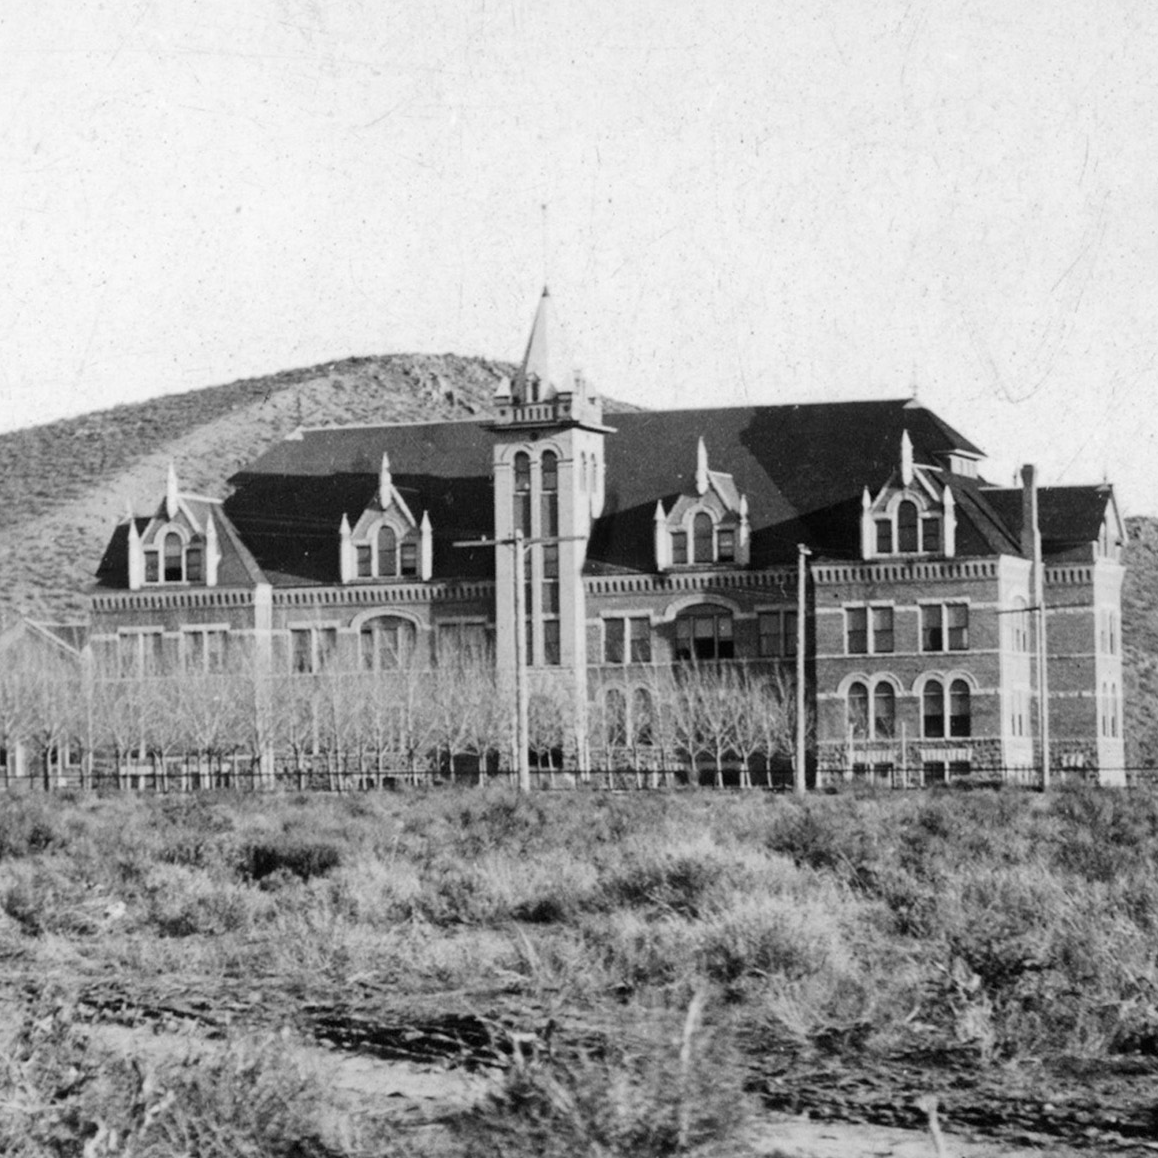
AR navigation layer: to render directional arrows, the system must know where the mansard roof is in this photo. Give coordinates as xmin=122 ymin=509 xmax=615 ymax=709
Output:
xmin=224 ymin=398 xmax=1005 ymax=584
xmin=983 ymin=483 xmax=1118 ymax=559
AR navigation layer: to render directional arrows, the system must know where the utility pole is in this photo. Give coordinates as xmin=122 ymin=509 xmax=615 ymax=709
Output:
xmin=453 ymin=531 xmax=587 ymax=794
xmin=795 ymin=543 xmax=812 ymax=796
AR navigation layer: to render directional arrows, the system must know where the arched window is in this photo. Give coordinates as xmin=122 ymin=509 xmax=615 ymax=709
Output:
xmin=923 ymin=679 xmax=945 ymax=738
xmin=513 ymin=451 xmax=532 ymax=535
xmin=897 ymin=501 xmax=919 ymax=553
xmin=377 ymin=525 xmax=397 ymax=577
xmin=949 ymin=679 xmax=971 ymax=737
xmin=1012 ymin=596 xmax=1029 ymax=652
xmin=579 ymin=451 xmax=587 ymax=492
xmin=873 ymin=683 xmax=896 ymax=739
xmin=541 ymin=450 xmax=559 ymax=536
xmin=605 ymin=687 xmax=627 ymax=748
xmin=163 ymin=532 xmax=184 ymax=582
xmin=1111 ymin=682 xmax=1119 ymax=738
xmin=359 ymin=616 xmax=416 ymax=671
xmin=848 ymin=681 xmax=869 ymax=738
xmin=675 ymin=605 xmax=734 ymax=661
xmin=632 ymin=688 xmax=654 ymax=746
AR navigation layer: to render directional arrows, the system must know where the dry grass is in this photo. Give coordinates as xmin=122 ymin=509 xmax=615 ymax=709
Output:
xmin=3 ymin=785 xmax=1158 ymax=1154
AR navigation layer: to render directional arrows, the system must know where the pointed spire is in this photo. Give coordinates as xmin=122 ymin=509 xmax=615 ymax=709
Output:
xmin=695 ymin=438 xmax=709 ymax=496
xmin=205 ymin=512 xmax=220 ymax=587
xmin=738 ymin=494 xmax=751 ymax=565
xmin=943 ymin=484 xmax=956 ymax=558
xmin=901 ymin=430 xmax=914 ymax=487
xmin=514 ymin=286 xmax=575 ymax=403
xmin=653 ymin=501 xmax=669 ymax=571
xmin=125 ymin=498 xmax=134 ymax=524
xmin=420 ymin=511 xmax=433 ymax=581
xmin=339 ymin=514 xmax=354 ymax=583
xmin=861 ymin=487 xmax=874 ymax=560
xmin=166 ymin=463 xmax=180 ymax=521
xmin=379 ymin=452 xmax=392 ymax=509
xmin=127 ymin=518 xmax=143 ymax=590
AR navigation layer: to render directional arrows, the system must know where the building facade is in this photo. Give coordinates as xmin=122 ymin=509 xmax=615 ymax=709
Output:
xmin=89 ymin=289 xmax=1127 ymax=786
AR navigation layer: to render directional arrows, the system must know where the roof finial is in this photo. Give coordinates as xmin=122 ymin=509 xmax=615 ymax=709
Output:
xmin=910 ymin=361 xmax=919 ymax=402
xmin=695 ymin=437 xmax=709 ymax=496
xmin=901 ymin=430 xmax=914 ymax=487
xmin=166 ymin=463 xmax=180 ymax=520
xmin=379 ymin=451 xmax=392 ymax=508
xmin=541 ymin=202 xmax=550 ymax=294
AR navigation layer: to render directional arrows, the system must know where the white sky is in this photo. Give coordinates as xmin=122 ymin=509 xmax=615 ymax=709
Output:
xmin=2 ymin=0 xmax=1156 ymax=513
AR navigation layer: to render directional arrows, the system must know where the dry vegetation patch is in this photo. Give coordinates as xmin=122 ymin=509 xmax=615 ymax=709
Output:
xmin=4 ymin=786 xmax=1158 ymax=1154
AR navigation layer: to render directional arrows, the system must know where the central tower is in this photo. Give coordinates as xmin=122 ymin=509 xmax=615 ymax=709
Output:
xmin=489 ymin=288 xmax=614 ymax=754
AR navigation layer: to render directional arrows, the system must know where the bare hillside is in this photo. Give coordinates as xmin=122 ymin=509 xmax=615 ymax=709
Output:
xmin=0 ymin=354 xmax=515 ymax=618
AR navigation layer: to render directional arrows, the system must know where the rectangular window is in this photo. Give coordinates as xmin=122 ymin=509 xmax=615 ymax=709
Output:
xmin=717 ymin=528 xmax=735 ymax=562
xmin=946 ymin=604 xmax=968 ymax=651
xmin=185 ymin=631 xmax=205 ymax=673
xmin=671 ymin=531 xmax=687 ymax=565
xmin=543 ymin=620 xmax=561 ymax=665
xmin=356 ymin=545 xmax=371 ymax=578
xmin=604 ymin=619 xmax=625 ymax=664
xmin=400 ymin=542 xmax=418 ymax=577
xmin=923 ymin=761 xmax=947 ymax=784
xmin=875 ymin=520 xmax=892 ymax=554
xmin=515 ymin=493 xmax=532 ymax=537
xmin=186 ymin=546 xmax=203 ymax=583
xmin=144 ymin=552 xmax=159 ymax=583
xmin=923 ymin=603 xmax=968 ymax=651
xmin=846 ymin=607 xmax=868 ymax=655
xmin=436 ymin=622 xmax=489 ymax=662
xmin=871 ymin=606 xmax=894 ymax=653
xmin=629 ymin=617 xmax=651 ymax=663
xmin=922 ymin=516 xmax=942 ymax=554
xmin=922 ymin=604 xmax=943 ymax=652
xmin=758 ymin=610 xmax=798 ymax=657
xmin=291 ymin=630 xmax=312 ymax=674
xmin=541 ymin=494 xmax=559 ymax=537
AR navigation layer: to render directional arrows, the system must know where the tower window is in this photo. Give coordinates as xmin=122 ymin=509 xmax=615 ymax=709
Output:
xmin=377 ymin=525 xmax=397 ymax=577
xmin=693 ymin=513 xmax=713 ymax=563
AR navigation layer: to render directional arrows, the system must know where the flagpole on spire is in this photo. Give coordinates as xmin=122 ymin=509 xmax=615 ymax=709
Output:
xmin=541 ymin=202 xmax=550 ymax=291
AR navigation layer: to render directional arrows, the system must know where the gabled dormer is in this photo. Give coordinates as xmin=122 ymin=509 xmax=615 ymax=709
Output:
xmin=654 ymin=438 xmax=751 ymax=570
xmin=127 ymin=464 xmax=223 ymax=589
xmin=339 ymin=451 xmax=433 ymax=582
xmin=860 ymin=430 xmax=957 ymax=560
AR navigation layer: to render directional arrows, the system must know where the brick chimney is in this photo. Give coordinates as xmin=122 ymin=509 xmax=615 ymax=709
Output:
xmin=1020 ymin=464 xmax=1039 ymax=560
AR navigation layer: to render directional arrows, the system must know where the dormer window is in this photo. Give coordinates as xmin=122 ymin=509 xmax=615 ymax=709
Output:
xmin=872 ymin=494 xmax=945 ymax=556
xmin=693 ymin=513 xmax=712 ymax=563
xmin=143 ymin=527 xmax=202 ymax=585
xmin=378 ymin=525 xmax=397 ymax=577
xmin=354 ymin=521 xmax=418 ymax=580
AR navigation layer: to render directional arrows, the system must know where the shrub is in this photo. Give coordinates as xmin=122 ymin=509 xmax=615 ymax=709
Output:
xmin=240 ymin=840 xmax=342 ymax=884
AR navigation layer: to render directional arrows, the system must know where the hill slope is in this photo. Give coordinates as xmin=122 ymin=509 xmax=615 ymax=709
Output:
xmin=1124 ymin=515 xmax=1158 ymax=769
xmin=0 ymin=354 xmax=520 ymax=617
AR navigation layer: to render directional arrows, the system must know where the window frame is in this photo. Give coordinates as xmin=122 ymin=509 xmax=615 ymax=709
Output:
xmin=674 ymin=605 xmax=735 ymax=662
xmin=920 ymin=601 xmax=969 ymax=653
xmin=845 ymin=603 xmax=894 ymax=656
xmin=845 ymin=675 xmax=900 ymax=740
xmin=920 ymin=676 xmax=972 ymax=739
xmin=602 ymin=615 xmax=652 ymax=665
xmin=757 ymin=609 xmax=798 ymax=658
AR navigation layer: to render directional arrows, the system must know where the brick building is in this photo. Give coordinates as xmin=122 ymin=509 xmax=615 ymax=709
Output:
xmin=90 ymin=289 xmax=1127 ymax=785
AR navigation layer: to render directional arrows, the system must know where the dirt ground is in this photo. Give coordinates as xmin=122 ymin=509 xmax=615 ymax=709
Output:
xmin=85 ymin=1022 xmax=1120 ymax=1158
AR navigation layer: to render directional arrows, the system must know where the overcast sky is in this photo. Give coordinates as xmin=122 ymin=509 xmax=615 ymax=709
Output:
xmin=2 ymin=1 xmax=1155 ymax=513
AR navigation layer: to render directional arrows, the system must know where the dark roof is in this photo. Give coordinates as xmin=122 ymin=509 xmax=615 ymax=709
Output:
xmin=984 ymin=485 xmax=1112 ymax=558
xmin=95 ymin=518 xmax=150 ymax=588
xmin=225 ymin=400 xmax=992 ymax=583
xmin=228 ymin=421 xmax=496 ymax=583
